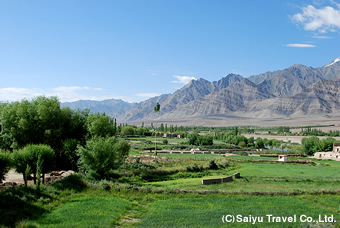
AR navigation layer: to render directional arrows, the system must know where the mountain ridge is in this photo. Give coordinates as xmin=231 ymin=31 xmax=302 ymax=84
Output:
xmin=61 ymin=58 xmax=340 ymax=125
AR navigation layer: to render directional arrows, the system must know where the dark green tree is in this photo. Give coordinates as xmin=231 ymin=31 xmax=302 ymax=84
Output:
xmin=121 ymin=126 xmax=135 ymax=136
xmin=62 ymin=139 xmax=81 ymax=171
xmin=86 ymin=113 xmax=116 ymax=138
xmin=12 ymin=149 xmax=32 ymax=186
xmin=0 ymin=151 xmax=12 ymax=183
xmin=188 ymin=133 xmax=200 ymax=146
xmin=77 ymin=137 xmax=130 ymax=178
xmin=12 ymin=144 xmax=54 ymax=185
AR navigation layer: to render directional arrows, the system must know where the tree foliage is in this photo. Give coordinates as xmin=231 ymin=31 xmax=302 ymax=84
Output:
xmin=121 ymin=126 xmax=135 ymax=136
xmin=0 ymin=151 xmax=12 ymax=183
xmin=301 ymin=136 xmax=335 ymax=155
xmin=12 ymin=144 xmax=55 ymax=185
xmin=77 ymin=137 xmax=130 ymax=178
xmin=0 ymin=96 xmax=89 ymax=153
xmin=188 ymin=133 xmax=214 ymax=146
xmin=86 ymin=113 xmax=116 ymax=138
xmin=62 ymin=138 xmax=81 ymax=171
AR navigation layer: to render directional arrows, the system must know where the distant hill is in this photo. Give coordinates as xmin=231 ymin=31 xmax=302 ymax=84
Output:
xmin=61 ymin=58 xmax=340 ymax=125
xmin=61 ymin=99 xmax=133 ymax=117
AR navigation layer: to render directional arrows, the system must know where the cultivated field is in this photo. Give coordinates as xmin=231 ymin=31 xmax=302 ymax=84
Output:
xmin=2 ymin=134 xmax=340 ymax=227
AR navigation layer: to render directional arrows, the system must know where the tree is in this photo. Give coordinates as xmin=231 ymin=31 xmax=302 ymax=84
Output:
xmin=77 ymin=137 xmax=130 ymax=178
xmin=12 ymin=149 xmax=32 ymax=186
xmin=86 ymin=113 xmax=116 ymax=138
xmin=12 ymin=144 xmax=55 ymax=185
xmin=0 ymin=151 xmax=12 ymax=183
xmin=153 ymin=102 xmax=160 ymax=155
xmin=238 ymin=141 xmax=246 ymax=148
xmin=62 ymin=139 xmax=81 ymax=171
xmin=154 ymin=102 xmax=160 ymax=113
xmin=121 ymin=126 xmax=136 ymax=136
xmin=255 ymin=137 xmax=265 ymax=149
xmin=188 ymin=133 xmax=200 ymax=146
xmin=301 ymin=136 xmax=320 ymax=155
xmin=200 ymin=135 xmax=214 ymax=146
xmin=22 ymin=144 xmax=55 ymax=184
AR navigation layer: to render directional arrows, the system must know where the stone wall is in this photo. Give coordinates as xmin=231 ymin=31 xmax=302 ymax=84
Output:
xmin=234 ymin=172 xmax=241 ymax=178
xmin=202 ymin=173 xmax=241 ymax=185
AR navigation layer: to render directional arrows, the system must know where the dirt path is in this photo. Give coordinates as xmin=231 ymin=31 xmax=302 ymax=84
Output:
xmin=3 ymin=169 xmax=25 ymax=184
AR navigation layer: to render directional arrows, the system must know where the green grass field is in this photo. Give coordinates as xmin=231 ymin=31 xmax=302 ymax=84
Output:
xmin=33 ymin=194 xmax=132 ymax=227
xmin=144 ymin=158 xmax=340 ymax=192
xmin=3 ymin=148 xmax=340 ymax=227
xmin=137 ymin=194 xmax=339 ymax=227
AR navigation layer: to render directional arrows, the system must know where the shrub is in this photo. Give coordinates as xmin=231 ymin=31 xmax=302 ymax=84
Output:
xmin=77 ymin=137 xmax=130 ymax=178
xmin=208 ymin=160 xmax=218 ymax=170
xmin=186 ymin=163 xmax=203 ymax=172
xmin=12 ymin=144 xmax=54 ymax=186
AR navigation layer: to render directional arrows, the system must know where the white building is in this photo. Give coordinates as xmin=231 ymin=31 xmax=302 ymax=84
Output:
xmin=278 ymin=155 xmax=287 ymax=162
xmin=313 ymin=143 xmax=340 ymax=161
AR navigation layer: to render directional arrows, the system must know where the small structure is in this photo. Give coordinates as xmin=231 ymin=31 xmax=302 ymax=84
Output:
xmin=278 ymin=155 xmax=287 ymax=162
xmin=202 ymin=173 xmax=241 ymax=185
xmin=163 ymin=133 xmax=178 ymax=138
xmin=333 ymin=143 xmax=340 ymax=153
xmin=314 ymin=143 xmax=340 ymax=161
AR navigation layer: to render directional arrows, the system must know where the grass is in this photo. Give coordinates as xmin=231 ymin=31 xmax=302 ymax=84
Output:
xmin=3 ymin=148 xmax=340 ymax=227
xmin=137 ymin=194 xmax=340 ymax=227
xmin=144 ymin=160 xmax=340 ymax=192
xmin=34 ymin=193 xmax=132 ymax=227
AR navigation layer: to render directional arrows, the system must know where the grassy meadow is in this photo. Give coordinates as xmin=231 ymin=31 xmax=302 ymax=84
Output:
xmin=2 ymin=136 xmax=340 ymax=227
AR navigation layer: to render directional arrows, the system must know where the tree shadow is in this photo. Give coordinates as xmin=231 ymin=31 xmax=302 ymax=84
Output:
xmin=0 ymin=187 xmax=47 ymax=227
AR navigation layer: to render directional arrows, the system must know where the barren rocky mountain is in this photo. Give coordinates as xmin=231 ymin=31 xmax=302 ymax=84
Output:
xmin=62 ymin=58 xmax=340 ymax=125
xmin=61 ymin=99 xmax=133 ymax=117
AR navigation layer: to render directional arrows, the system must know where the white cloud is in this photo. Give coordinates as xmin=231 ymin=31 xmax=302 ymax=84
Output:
xmin=0 ymin=86 xmax=162 ymax=104
xmin=135 ymin=93 xmax=160 ymax=98
xmin=0 ymin=86 xmax=110 ymax=103
xmin=148 ymin=70 xmax=161 ymax=76
xmin=172 ymin=75 xmax=197 ymax=84
xmin=312 ymin=35 xmax=332 ymax=38
xmin=291 ymin=3 xmax=340 ymax=33
xmin=285 ymin=43 xmax=317 ymax=47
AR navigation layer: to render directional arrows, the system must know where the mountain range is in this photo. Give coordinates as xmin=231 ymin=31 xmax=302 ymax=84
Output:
xmin=61 ymin=58 xmax=340 ymax=126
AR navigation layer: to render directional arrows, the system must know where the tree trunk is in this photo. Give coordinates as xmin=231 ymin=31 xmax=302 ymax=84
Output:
xmin=33 ymin=172 xmax=36 ymax=184
xmin=22 ymin=173 xmax=27 ymax=187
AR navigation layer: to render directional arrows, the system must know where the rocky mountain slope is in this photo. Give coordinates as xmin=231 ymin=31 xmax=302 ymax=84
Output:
xmin=61 ymin=58 xmax=340 ymax=123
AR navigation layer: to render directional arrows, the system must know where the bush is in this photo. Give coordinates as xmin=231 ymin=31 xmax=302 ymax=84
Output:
xmin=121 ymin=126 xmax=135 ymax=136
xmin=77 ymin=137 xmax=130 ymax=178
xmin=12 ymin=144 xmax=54 ymax=186
xmin=186 ymin=163 xmax=203 ymax=172
xmin=52 ymin=173 xmax=87 ymax=192
xmin=208 ymin=160 xmax=218 ymax=170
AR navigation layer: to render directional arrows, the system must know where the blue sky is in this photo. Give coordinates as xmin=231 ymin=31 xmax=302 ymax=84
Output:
xmin=0 ymin=0 xmax=339 ymax=103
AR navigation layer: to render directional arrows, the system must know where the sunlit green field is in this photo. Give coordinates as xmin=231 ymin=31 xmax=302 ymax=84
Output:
xmin=35 ymin=195 xmax=132 ymax=227
xmin=145 ymin=158 xmax=340 ymax=192
xmin=137 ymin=195 xmax=340 ymax=227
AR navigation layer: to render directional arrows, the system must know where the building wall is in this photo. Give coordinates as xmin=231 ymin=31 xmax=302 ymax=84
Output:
xmin=314 ymin=152 xmax=340 ymax=161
